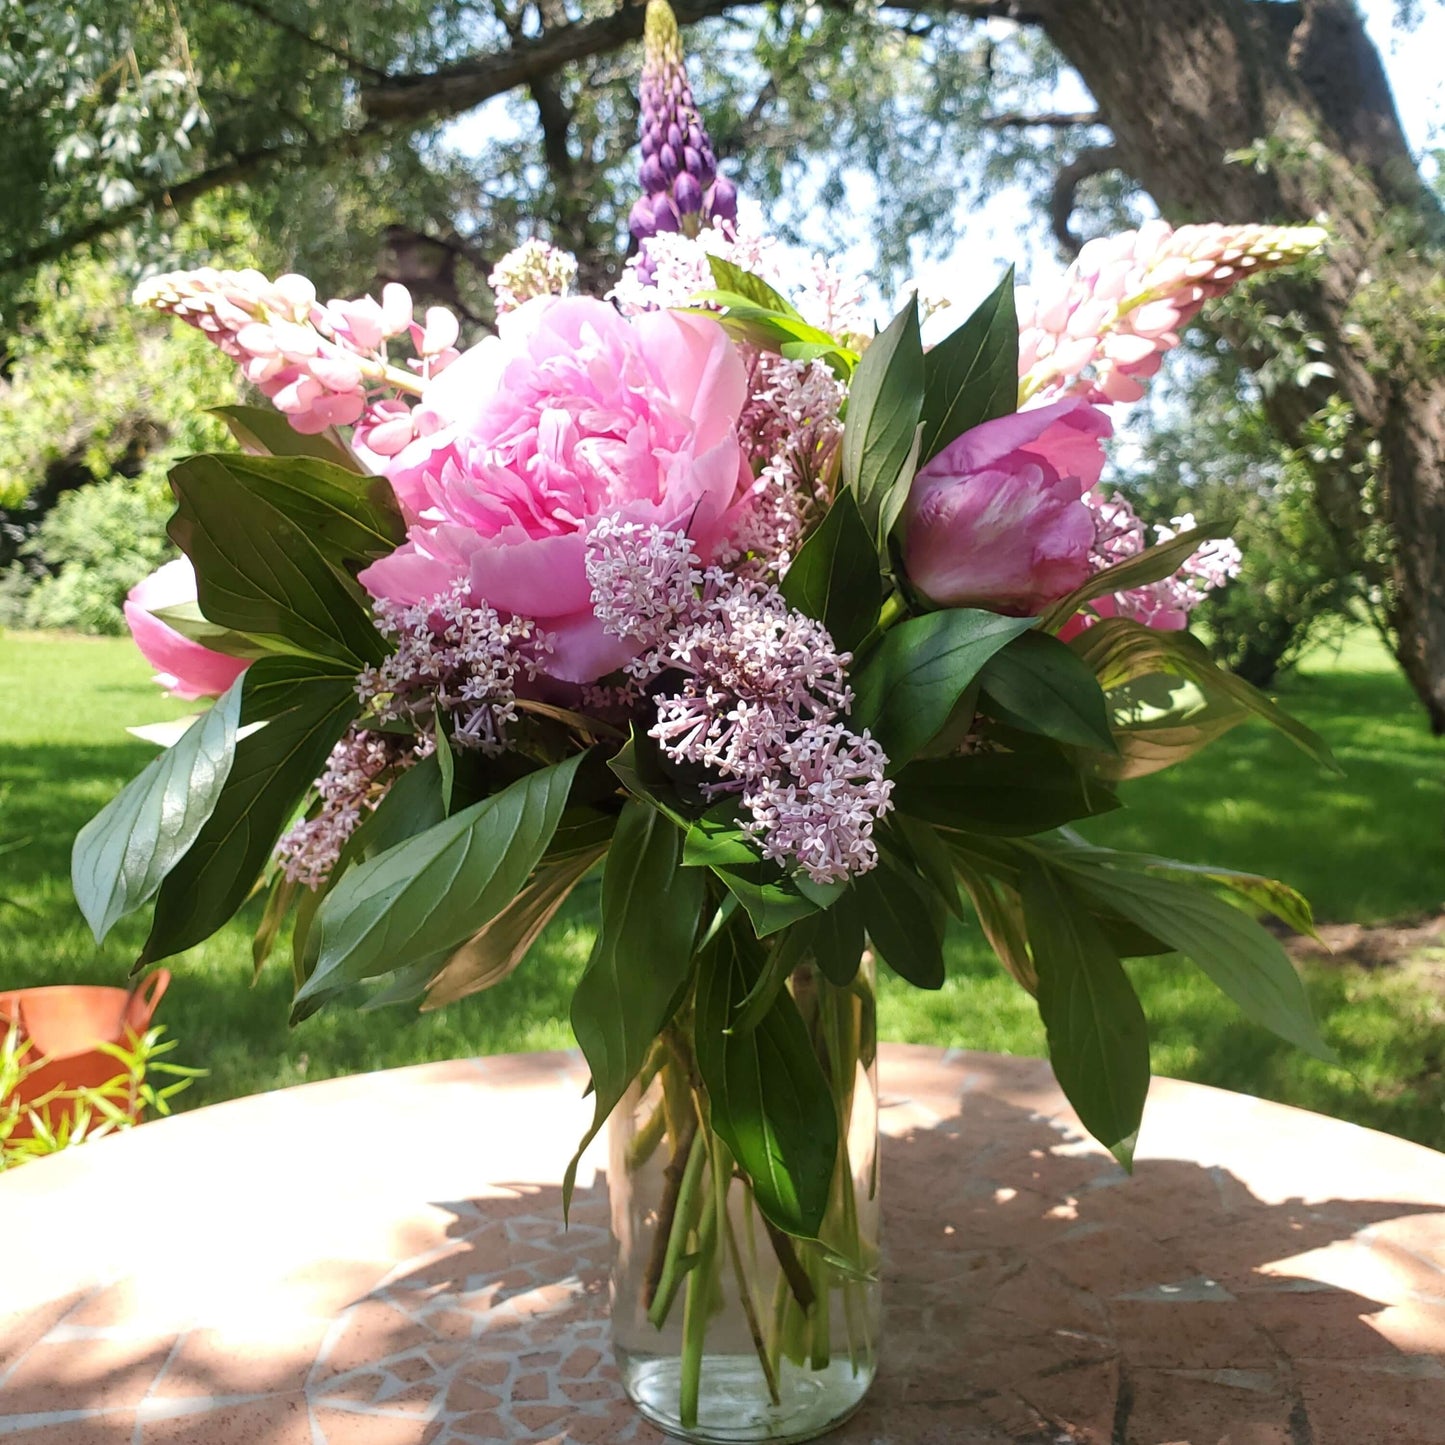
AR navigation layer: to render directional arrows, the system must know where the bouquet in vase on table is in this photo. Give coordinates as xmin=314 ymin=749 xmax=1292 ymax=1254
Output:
xmin=77 ymin=4 xmax=1336 ymax=1438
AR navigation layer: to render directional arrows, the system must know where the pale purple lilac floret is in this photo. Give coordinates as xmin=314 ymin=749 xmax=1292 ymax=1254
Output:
xmin=275 ymin=728 xmax=422 ymax=888
xmin=586 ymin=518 xmax=893 ymax=884
xmin=1081 ymin=492 xmax=1243 ymax=631
xmin=357 ymin=579 xmax=554 ymax=753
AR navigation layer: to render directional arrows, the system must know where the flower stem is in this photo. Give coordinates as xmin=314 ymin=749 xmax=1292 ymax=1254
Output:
xmin=647 ymin=1120 xmax=705 ymax=1327
xmin=718 ymin=1148 xmax=781 ymax=1406
xmin=679 ymin=1169 xmax=720 ymax=1428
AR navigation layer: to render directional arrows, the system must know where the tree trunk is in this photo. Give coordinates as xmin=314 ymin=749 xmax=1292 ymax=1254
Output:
xmin=1035 ymin=0 xmax=1445 ymax=730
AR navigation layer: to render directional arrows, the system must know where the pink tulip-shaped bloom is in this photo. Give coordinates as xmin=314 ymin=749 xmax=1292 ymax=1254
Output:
xmin=359 ymin=295 xmax=753 ymax=684
xmin=124 ymin=558 xmax=249 ymax=700
xmin=903 ymin=398 xmax=1113 ymax=614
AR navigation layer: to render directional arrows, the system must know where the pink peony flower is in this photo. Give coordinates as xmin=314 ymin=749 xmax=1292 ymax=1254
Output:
xmin=123 ymin=558 xmax=249 ymax=700
xmin=903 ymin=398 xmax=1112 ymax=615
xmin=358 ymin=296 xmax=753 ymax=683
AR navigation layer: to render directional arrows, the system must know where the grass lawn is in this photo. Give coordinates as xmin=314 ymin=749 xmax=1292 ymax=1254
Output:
xmin=2 ymin=629 xmax=1442 ymax=1149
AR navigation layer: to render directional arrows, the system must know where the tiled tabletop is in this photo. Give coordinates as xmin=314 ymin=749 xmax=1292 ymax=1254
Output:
xmin=2 ymin=1044 xmax=1443 ymax=1444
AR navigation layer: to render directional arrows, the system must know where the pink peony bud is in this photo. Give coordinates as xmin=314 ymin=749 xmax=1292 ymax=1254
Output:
xmin=903 ymin=398 xmax=1113 ymax=615
xmin=123 ymin=558 xmax=249 ymax=701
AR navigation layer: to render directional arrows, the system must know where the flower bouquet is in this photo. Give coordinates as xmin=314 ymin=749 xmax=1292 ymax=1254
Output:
xmin=76 ymin=5 xmax=1336 ymax=1439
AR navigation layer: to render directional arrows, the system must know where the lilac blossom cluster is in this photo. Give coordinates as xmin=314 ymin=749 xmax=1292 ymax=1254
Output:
xmin=586 ymin=518 xmax=893 ymax=883
xmin=724 ymin=351 xmax=845 ymax=574
xmin=1079 ymin=491 xmax=1243 ymax=631
xmin=134 ymin=268 xmax=459 ymax=449
xmin=275 ymin=728 xmax=422 ymax=888
xmin=488 ymin=241 xmax=578 ymax=316
xmin=357 ymin=579 xmax=554 ymax=754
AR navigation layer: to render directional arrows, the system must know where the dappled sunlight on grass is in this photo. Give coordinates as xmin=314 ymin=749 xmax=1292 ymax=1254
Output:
xmin=2 ymin=630 xmax=1442 ymax=1147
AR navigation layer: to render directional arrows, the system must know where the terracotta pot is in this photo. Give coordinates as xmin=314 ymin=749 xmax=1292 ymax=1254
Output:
xmin=0 ymin=971 xmax=170 ymax=1140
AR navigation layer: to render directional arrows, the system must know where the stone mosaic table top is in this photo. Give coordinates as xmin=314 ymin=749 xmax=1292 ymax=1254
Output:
xmin=2 ymin=1044 xmax=1444 ymax=1445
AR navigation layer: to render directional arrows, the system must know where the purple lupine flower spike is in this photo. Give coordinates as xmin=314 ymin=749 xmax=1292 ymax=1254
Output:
xmin=632 ymin=0 xmax=735 ymax=242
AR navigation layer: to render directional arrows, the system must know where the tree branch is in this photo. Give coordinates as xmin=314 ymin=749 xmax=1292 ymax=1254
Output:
xmin=985 ymin=108 xmax=1102 ymax=128
xmin=1049 ymin=142 xmax=1122 ymax=255
xmin=219 ymin=0 xmax=390 ymax=80
xmin=3 ymin=0 xmax=1047 ymax=277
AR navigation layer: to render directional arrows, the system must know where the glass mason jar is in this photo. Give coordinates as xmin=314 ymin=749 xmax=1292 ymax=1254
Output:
xmin=608 ymin=956 xmax=880 ymax=1444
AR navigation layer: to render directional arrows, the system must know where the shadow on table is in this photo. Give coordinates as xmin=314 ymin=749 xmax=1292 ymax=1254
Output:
xmin=8 ymin=1095 xmax=1442 ymax=1445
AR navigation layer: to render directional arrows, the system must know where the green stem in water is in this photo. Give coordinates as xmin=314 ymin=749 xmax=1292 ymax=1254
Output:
xmin=647 ymin=1125 xmax=706 ymax=1328
xmin=679 ymin=1161 xmax=720 ymax=1428
xmin=718 ymin=1152 xmax=781 ymax=1406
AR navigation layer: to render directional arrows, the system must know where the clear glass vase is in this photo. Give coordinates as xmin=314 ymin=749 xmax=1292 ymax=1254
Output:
xmin=608 ymin=957 xmax=880 ymax=1444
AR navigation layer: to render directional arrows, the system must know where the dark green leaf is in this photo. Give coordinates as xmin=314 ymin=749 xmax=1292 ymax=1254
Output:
xmin=424 ymin=843 xmax=607 ymax=1009
xmin=849 ymin=608 xmax=1034 ymax=767
xmin=980 ymin=629 xmax=1117 ymax=753
xmin=1070 ymin=618 xmax=1340 ymax=773
xmin=168 ymin=455 xmax=386 ymax=668
xmin=211 ymin=405 xmax=361 ymax=470
xmin=894 ymin=748 xmax=1120 ymax=835
xmin=564 ymin=802 xmax=704 ymax=1212
xmin=855 ymin=855 xmax=945 ymax=988
xmin=780 ymin=490 xmax=883 ymax=652
xmin=295 ymin=753 xmax=586 ymax=1014
xmin=179 ymin=453 xmax=404 ymax=571
xmin=1021 ymin=860 xmax=1149 ymax=1168
xmin=140 ymin=657 xmax=360 ymax=965
xmin=695 ymin=918 xmax=839 ymax=1237
xmin=1050 ymin=854 xmax=1334 ymax=1060
xmin=72 ymin=676 xmax=244 ymax=943
xmin=434 ymin=712 xmax=455 ymax=814
xmin=841 ymin=298 xmax=924 ymax=548
xmin=919 ymin=268 xmax=1018 ymax=461
xmin=887 ymin=816 xmax=964 ymax=920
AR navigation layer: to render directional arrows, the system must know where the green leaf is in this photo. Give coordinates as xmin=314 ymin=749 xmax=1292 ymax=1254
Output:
xmin=1096 ymin=694 xmax=1248 ymax=781
xmin=146 ymin=602 xmax=277 ymax=660
xmin=295 ymin=753 xmax=586 ymax=1014
xmin=841 ymin=297 xmax=924 ymax=548
xmin=168 ymin=455 xmax=386 ymax=668
xmin=705 ymin=257 xmax=802 ymax=318
xmin=139 ymin=657 xmax=360 ymax=966
xmin=71 ymin=675 xmax=244 ymax=943
xmin=695 ymin=918 xmax=839 ymax=1238
xmin=1069 ymin=618 xmax=1340 ymax=773
xmin=251 ymin=870 xmax=300 ymax=980
xmin=886 ymin=816 xmax=964 ymax=920
xmin=952 ymin=858 xmax=1036 ymax=993
xmin=894 ymin=748 xmax=1120 ymax=835
xmin=564 ymin=802 xmax=704 ymax=1212
xmin=178 ymin=453 xmax=404 ymax=572
xmin=683 ymin=802 xmax=759 ymax=868
xmin=211 ymin=405 xmax=362 ymax=470
xmin=434 ymin=711 xmax=455 ymax=814
xmin=1020 ymin=860 xmax=1150 ymax=1167
xmin=1049 ymin=853 xmax=1334 ymax=1061
xmin=423 ymin=843 xmax=607 ymax=1009
xmin=291 ymin=754 xmax=450 ymax=986
xmin=806 ymin=886 xmax=866 ymax=987
xmin=918 ymin=268 xmax=1018 ymax=461
xmin=1041 ymin=521 xmax=1234 ymax=633
xmin=849 ymin=608 xmax=1034 ymax=767
xmin=780 ymin=490 xmax=883 ymax=652
xmin=712 ymin=861 xmax=833 ymax=937
xmin=980 ymin=630 xmax=1118 ymax=753
xmin=854 ymin=854 xmax=945 ymax=988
